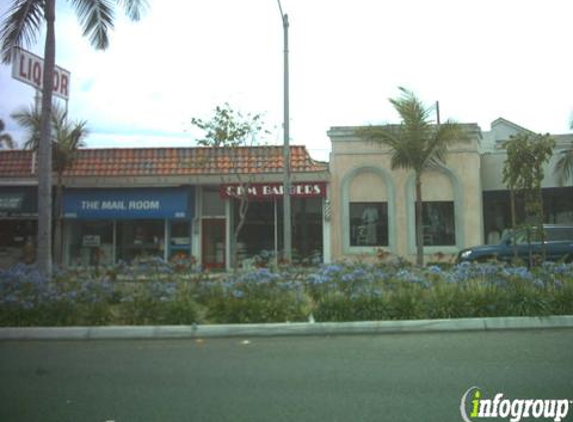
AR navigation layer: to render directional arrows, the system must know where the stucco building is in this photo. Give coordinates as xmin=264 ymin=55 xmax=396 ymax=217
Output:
xmin=0 ymin=146 xmax=329 ymax=269
xmin=0 ymin=118 xmax=571 ymax=268
xmin=327 ymin=118 xmax=573 ymax=263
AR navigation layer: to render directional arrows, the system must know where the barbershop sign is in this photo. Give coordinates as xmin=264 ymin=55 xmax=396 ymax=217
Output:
xmin=221 ymin=182 xmax=326 ymax=199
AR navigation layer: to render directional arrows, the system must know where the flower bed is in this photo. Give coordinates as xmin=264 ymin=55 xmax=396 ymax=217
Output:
xmin=1 ymin=260 xmax=572 ymax=326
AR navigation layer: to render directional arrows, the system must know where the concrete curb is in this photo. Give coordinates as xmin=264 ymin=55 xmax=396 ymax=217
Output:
xmin=1 ymin=315 xmax=572 ymax=340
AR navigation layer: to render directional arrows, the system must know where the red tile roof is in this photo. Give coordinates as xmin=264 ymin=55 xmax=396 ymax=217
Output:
xmin=0 ymin=146 xmax=328 ymax=178
xmin=0 ymin=150 xmax=34 ymax=178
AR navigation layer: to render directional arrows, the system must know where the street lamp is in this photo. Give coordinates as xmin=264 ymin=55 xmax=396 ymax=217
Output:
xmin=277 ymin=0 xmax=291 ymax=263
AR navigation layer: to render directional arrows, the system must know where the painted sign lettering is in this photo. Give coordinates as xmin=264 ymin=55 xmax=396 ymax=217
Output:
xmin=11 ymin=47 xmax=71 ymax=100
xmin=221 ymin=182 xmax=326 ymax=199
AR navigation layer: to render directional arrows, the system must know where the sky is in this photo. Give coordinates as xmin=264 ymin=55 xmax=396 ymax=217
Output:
xmin=1 ymin=0 xmax=572 ymax=161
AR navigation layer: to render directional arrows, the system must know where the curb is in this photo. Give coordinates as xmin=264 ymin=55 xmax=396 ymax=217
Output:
xmin=1 ymin=315 xmax=573 ymax=340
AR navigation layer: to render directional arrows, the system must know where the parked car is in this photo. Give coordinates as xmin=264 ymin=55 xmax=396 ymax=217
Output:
xmin=457 ymin=224 xmax=573 ymax=263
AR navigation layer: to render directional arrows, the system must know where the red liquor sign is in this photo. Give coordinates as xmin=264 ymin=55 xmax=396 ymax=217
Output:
xmin=221 ymin=182 xmax=326 ymax=199
xmin=11 ymin=47 xmax=71 ymax=100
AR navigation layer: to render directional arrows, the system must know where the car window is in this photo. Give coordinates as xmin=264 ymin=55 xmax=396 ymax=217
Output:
xmin=546 ymin=227 xmax=573 ymax=241
xmin=512 ymin=228 xmax=544 ymax=244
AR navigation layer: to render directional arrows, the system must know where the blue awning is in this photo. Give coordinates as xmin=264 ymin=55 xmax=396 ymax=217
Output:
xmin=63 ymin=187 xmax=194 ymax=219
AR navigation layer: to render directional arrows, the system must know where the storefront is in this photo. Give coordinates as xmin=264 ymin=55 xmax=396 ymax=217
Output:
xmin=62 ymin=187 xmax=194 ymax=267
xmin=0 ymin=186 xmax=38 ymax=268
xmin=219 ymin=182 xmax=327 ymax=266
xmin=327 ymin=125 xmax=483 ymax=262
xmin=482 ymin=187 xmax=573 ymax=243
xmin=0 ymin=145 xmax=330 ymax=269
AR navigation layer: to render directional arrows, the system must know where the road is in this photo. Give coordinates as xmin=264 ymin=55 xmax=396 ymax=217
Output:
xmin=0 ymin=329 xmax=572 ymax=422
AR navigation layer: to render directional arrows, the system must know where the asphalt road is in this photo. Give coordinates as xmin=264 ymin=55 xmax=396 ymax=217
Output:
xmin=0 ymin=329 xmax=572 ymax=422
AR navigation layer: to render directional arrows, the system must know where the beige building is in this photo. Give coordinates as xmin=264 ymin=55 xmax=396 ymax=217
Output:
xmin=327 ymin=118 xmax=573 ymax=264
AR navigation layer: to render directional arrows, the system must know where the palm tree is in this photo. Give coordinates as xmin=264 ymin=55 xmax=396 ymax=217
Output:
xmin=1 ymin=0 xmax=147 ymax=278
xmin=358 ymin=88 xmax=467 ymax=266
xmin=0 ymin=119 xmax=15 ymax=149
xmin=554 ymin=119 xmax=573 ymax=186
xmin=12 ymin=104 xmax=87 ymax=265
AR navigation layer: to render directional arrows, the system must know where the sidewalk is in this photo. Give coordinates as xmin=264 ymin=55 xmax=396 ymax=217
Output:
xmin=1 ymin=315 xmax=572 ymax=340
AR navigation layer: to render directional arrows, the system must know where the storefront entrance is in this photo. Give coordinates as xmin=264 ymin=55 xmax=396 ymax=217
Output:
xmin=0 ymin=186 xmax=38 ymax=268
xmin=202 ymin=218 xmax=225 ymax=269
xmin=221 ymin=182 xmax=326 ymax=265
xmin=62 ymin=187 xmax=194 ymax=267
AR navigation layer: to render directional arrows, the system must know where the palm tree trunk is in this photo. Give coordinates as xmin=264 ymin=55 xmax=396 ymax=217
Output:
xmin=37 ymin=0 xmax=56 ymax=279
xmin=510 ymin=188 xmax=517 ymax=260
xmin=233 ymin=193 xmax=249 ymax=272
xmin=537 ymin=185 xmax=546 ymax=261
xmin=415 ymin=173 xmax=424 ymax=266
xmin=54 ymin=171 xmax=64 ymax=266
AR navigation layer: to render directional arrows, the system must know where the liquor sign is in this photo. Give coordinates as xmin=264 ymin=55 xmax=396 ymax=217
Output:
xmin=11 ymin=47 xmax=71 ymax=100
xmin=221 ymin=182 xmax=326 ymax=199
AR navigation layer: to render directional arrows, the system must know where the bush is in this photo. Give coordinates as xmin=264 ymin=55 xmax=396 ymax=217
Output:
xmin=197 ymin=268 xmax=310 ymax=323
xmin=0 ymin=260 xmax=571 ymax=326
xmin=117 ymin=280 xmax=200 ymax=325
xmin=0 ymin=264 xmax=118 ymax=326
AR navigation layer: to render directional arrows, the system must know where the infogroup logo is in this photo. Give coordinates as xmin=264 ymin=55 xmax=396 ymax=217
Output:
xmin=460 ymin=386 xmax=571 ymax=422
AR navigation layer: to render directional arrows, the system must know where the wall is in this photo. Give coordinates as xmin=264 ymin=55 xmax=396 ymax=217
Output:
xmin=328 ymin=125 xmax=483 ymax=264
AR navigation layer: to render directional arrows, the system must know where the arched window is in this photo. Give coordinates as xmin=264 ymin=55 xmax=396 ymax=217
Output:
xmin=341 ymin=166 xmax=396 ymax=253
xmin=406 ymin=167 xmax=462 ymax=252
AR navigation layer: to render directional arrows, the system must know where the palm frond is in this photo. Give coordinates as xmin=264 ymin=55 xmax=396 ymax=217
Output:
xmin=390 ymin=88 xmax=432 ymax=130
xmin=69 ymin=0 xmax=115 ymax=50
xmin=0 ymin=134 xmax=15 ymax=149
xmin=53 ymin=121 xmax=87 ymax=173
xmin=355 ymin=125 xmax=409 ymax=170
xmin=423 ymin=121 xmax=466 ymax=168
xmin=554 ymin=146 xmax=573 ymax=186
xmin=0 ymin=0 xmax=45 ymax=63
xmin=116 ymin=0 xmax=148 ymax=21
xmin=11 ymin=105 xmax=41 ymax=149
xmin=0 ymin=118 xmax=15 ymax=148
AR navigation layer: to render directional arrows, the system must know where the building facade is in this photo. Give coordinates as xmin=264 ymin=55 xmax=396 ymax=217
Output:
xmin=480 ymin=118 xmax=573 ymax=244
xmin=327 ymin=118 xmax=573 ymax=263
xmin=1 ymin=118 xmax=571 ymax=269
xmin=0 ymin=146 xmax=330 ymax=269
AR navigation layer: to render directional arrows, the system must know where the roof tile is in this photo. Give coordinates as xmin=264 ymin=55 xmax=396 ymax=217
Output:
xmin=0 ymin=145 xmax=327 ymax=178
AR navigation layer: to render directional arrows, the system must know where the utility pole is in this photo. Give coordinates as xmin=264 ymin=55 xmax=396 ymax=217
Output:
xmin=277 ymin=0 xmax=292 ymax=263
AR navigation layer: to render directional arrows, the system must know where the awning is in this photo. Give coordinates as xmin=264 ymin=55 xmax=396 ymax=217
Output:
xmin=63 ymin=187 xmax=194 ymax=219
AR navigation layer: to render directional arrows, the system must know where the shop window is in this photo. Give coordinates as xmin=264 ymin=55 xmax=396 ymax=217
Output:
xmin=483 ymin=187 xmax=573 ymax=243
xmin=203 ymin=188 xmax=225 ymax=216
xmin=117 ymin=220 xmax=164 ymax=262
xmin=349 ymin=202 xmax=388 ymax=246
xmin=293 ymin=198 xmax=323 ymax=261
xmin=67 ymin=221 xmax=114 ymax=267
xmin=236 ymin=200 xmax=280 ymax=256
xmin=170 ymin=220 xmax=191 ymax=259
xmin=416 ymin=201 xmax=455 ymax=246
xmin=0 ymin=220 xmax=37 ymax=267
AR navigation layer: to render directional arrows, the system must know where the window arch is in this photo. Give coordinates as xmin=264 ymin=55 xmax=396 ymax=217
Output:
xmin=405 ymin=166 xmax=464 ymax=253
xmin=340 ymin=166 xmax=396 ymax=254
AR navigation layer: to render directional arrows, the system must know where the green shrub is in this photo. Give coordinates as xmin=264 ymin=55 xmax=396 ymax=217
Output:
xmin=1 ymin=261 xmax=572 ymax=326
xmin=197 ymin=269 xmax=310 ymax=323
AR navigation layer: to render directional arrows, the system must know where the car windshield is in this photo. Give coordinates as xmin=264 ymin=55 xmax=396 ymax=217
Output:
xmin=501 ymin=227 xmax=545 ymax=245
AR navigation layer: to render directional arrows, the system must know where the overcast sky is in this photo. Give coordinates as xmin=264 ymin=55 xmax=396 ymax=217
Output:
xmin=1 ymin=0 xmax=572 ymax=161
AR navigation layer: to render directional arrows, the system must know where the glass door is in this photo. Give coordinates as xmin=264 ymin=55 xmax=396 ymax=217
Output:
xmin=202 ymin=218 xmax=225 ymax=269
